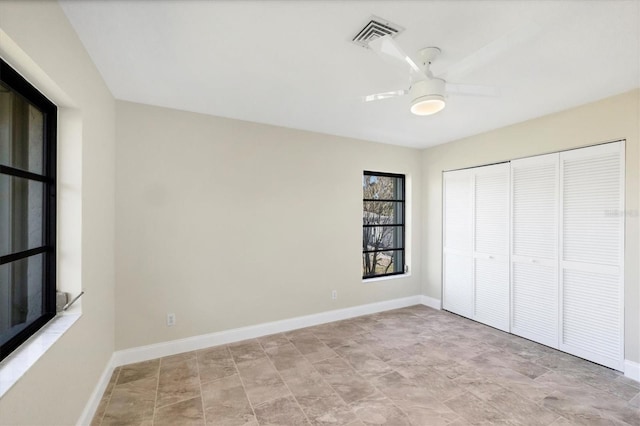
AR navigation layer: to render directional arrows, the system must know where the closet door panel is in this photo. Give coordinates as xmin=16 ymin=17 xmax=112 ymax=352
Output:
xmin=475 ymin=257 xmax=509 ymax=331
xmin=443 ymin=252 xmax=474 ymax=318
xmin=560 ymin=142 xmax=624 ymax=370
xmin=562 ymin=268 xmax=621 ymax=367
xmin=474 ymin=164 xmax=510 ymax=256
xmin=444 ymin=170 xmax=472 ymax=251
xmin=510 ymin=153 xmax=559 ymax=347
xmin=442 ymin=169 xmax=473 ymax=318
xmin=511 ymin=262 xmax=558 ymax=347
xmin=473 ymin=163 xmax=510 ymax=331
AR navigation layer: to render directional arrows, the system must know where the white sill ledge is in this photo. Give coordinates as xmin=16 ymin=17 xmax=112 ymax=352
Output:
xmin=363 ymin=273 xmax=411 ymax=283
xmin=0 ymin=312 xmax=81 ymax=398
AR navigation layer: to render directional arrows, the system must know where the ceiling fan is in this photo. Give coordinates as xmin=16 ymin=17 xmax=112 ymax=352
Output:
xmin=364 ymin=34 xmax=500 ymax=116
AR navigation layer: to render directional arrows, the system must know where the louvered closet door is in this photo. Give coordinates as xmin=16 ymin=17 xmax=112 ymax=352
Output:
xmin=560 ymin=142 xmax=624 ymax=370
xmin=473 ymin=163 xmax=510 ymax=331
xmin=511 ymin=153 xmax=559 ymax=348
xmin=443 ymin=169 xmax=474 ymax=319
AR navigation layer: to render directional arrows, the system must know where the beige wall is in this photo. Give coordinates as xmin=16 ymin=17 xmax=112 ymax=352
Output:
xmin=0 ymin=1 xmax=116 ymax=424
xmin=115 ymin=101 xmax=421 ymax=350
xmin=421 ymin=89 xmax=640 ymax=363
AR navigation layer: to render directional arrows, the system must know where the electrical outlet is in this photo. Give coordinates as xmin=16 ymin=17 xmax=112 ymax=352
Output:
xmin=167 ymin=313 xmax=176 ymax=326
xmin=331 ymin=290 xmax=337 ymax=300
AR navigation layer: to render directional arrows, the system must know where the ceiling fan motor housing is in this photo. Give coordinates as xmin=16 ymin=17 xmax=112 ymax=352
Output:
xmin=409 ymin=78 xmax=446 ymax=115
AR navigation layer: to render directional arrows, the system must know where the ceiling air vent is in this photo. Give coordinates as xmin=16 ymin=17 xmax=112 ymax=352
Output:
xmin=352 ymin=16 xmax=404 ymax=48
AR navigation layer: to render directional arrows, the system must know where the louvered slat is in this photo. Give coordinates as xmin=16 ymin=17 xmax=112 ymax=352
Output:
xmin=475 ymin=258 xmax=509 ymax=331
xmin=444 ymin=171 xmax=472 ymax=251
xmin=562 ymin=270 xmax=621 ymax=361
xmin=475 ymin=166 xmax=509 ymax=255
xmin=511 ymin=262 xmax=558 ymax=347
xmin=563 ymin=153 xmax=621 ymax=265
xmin=512 ymin=158 xmax=558 ymax=259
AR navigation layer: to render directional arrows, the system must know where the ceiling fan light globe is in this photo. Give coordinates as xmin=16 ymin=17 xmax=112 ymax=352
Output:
xmin=410 ymin=95 xmax=445 ymax=116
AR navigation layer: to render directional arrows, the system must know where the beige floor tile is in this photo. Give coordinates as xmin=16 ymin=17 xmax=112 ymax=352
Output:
xmin=102 ymin=376 xmax=157 ymax=425
xmin=156 ymin=356 xmax=200 ymax=408
xmin=257 ymin=333 xmax=290 ymax=350
xmin=371 ymin=371 xmax=439 ymax=405
xmin=349 ymin=392 xmax=411 ymax=425
xmin=290 ymin=334 xmax=337 ymax=363
xmin=629 ymin=393 xmax=640 ymax=408
xmin=296 ymin=394 xmax=358 ymax=425
xmin=201 ymin=374 xmax=256 ymax=426
xmin=314 ymin=357 xmax=377 ymax=404
xmin=265 ymin=343 xmax=310 ymax=372
xmin=197 ymin=345 xmax=237 ymax=384
xmin=334 ymin=342 xmax=393 ymax=379
xmin=229 ymin=340 xmax=266 ymax=364
xmin=444 ymin=391 xmax=509 ymax=425
xmin=280 ymin=365 xmax=335 ymax=399
xmin=154 ymin=396 xmax=204 ymax=425
xmin=117 ymin=359 xmax=160 ymax=385
xmin=254 ymin=395 xmax=309 ymax=425
xmin=393 ymin=399 xmax=460 ymax=426
xmin=484 ymin=388 xmax=560 ymax=425
xmin=235 ymin=356 xmax=290 ymax=406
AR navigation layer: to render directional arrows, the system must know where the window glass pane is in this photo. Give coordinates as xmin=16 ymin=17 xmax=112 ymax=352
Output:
xmin=363 ymin=225 xmax=403 ymax=251
xmin=363 ymin=175 xmax=403 ymax=200
xmin=362 ymin=250 xmax=403 ymax=277
xmin=0 ymin=254 xmax=44 ymax=346
xmin=0 ymin=175 xmax=44 ymax=256
xmin=0 ymin=82 xmax=44 ymax=174
xmin=363 ymin=201 xmax=403 ymax=225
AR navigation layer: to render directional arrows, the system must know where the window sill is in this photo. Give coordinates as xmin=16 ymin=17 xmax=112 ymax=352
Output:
xmin=363 ymin=273 xmax=411 ymax=283
xmin=0 ymin=312 xmax=81 ymax=398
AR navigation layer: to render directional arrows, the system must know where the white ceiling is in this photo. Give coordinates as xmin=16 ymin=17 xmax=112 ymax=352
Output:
xmin=60 ymin=1 xmax=640 ymax=149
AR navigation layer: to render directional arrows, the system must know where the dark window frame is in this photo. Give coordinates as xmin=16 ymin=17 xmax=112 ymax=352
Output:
xmin=0 ymin=58 xmax=57 ymax=361
xmin=362 ymin=170 xmax=405 ymax=279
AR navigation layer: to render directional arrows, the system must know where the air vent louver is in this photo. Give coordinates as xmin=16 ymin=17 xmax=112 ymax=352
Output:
xmin=352 ymin=16 xmax=404 ymax=48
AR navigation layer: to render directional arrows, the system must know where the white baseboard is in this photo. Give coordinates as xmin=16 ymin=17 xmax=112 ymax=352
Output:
xmin=624 ymin=359 xmax=640 ymax=382
xmin=421 ymin=295 xmax=441 ymax=310
xmin=76 ymin=353 xmax=116 ymax=426
xmin=113 ymin=295 xmax=423 ymax=366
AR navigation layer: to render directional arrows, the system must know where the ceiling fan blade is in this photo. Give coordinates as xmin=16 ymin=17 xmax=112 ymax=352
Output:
xmin=434 ymin=22 xmax=541 ymax=79
xmin=445 ymin=83 xmax=500 ymax=97
xmin=368 ymin=35 xmax=422 ymax=74
xmin=362 ymin=89 xmax=408 ymax=102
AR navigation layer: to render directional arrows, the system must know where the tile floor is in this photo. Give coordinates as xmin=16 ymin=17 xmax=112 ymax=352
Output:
xmin=92 ymin=306 xmax=640 ymax=425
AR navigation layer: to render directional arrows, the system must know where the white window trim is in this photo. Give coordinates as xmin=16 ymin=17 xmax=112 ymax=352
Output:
xmin=0 ymin=311 xmax=80 ymax=397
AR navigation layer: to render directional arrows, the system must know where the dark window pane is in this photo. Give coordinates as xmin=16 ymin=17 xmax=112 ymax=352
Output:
xmin=0 ymin=254 xmax=44 ymax=346
xmin=0 ymin=175 xmax=44 ymax=256
xmin=0 ymin=82 xmax=44 ymax=174
xmin=363 ymin=225 xmax=403 ymax=251
xmin=363 ymin=201 xmax=403 ymax=225
xmin=362 ymin=250 xmax=403 ymax=277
